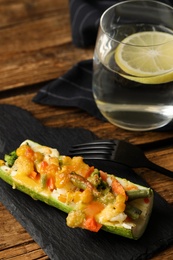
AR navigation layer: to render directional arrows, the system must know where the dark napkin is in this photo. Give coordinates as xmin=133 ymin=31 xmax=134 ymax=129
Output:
xmin=33 ymin=59 xmax=106 ymax=121
xmin=68 ymin=0 xmax=173 ymax=47
xmin=0 ymin=104 xmax=173 ymax=260
xmin=69 ymin=0 xmax=117 ymax=47
xmin=33 ymin=59 xmax=173 ymax=131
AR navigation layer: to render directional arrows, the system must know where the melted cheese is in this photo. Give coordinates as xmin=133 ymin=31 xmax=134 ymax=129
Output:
xmin=1 ymin=139 xmax=153 ymax=237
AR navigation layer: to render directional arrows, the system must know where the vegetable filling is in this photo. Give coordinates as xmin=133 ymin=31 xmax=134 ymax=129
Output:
xmin=0 ymin=140 xmax=153 ymax=236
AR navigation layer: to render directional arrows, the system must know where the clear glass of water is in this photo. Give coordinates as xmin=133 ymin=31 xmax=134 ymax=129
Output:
xmin=92 ymin=0 xmax=173 ymax=131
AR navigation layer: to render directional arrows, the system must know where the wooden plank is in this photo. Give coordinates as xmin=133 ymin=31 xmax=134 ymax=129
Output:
xmin=0 ymin=0 xmax=94 ymax=90
xmin=0 ymin=11 xmax=71 ymax=55
xmin=0 ymin=43 xmax=93 ymax=90
xmin=1 ymin=93 xmax=173 ymax=145
xmin=0 ymin=0 xmax=67 ymax=27
xmin=0 ymin=204 xmax=48 ymax=259
xmin=0 ymin=205 xmax=31 ymax=248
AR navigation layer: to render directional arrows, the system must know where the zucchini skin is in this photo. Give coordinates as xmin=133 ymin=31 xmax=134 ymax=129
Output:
xmin=102 ymin=191 xmax=154 ymax=240
xmin=0 ymin=167 xmax=72 ymax=213
xmin=0 ymin=164 xmax=154 ymax=240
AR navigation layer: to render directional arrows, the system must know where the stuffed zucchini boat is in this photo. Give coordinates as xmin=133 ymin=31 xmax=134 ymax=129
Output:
xmin=0 ymin=140 xmax=154 ymax=239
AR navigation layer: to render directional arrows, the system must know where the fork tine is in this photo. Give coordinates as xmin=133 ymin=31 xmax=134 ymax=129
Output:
xmin=70 ymin=147 xmax=112 ymax=152
xmin=69 ymin=140 xmax=116 ymax=160
xmin=69 ymin=139 xmax=173 ymax=178
xmin=69 ymin=151 xmax=113 ymax=160
xmin=69 ymin=145 xmax=114 ymax=153
xmin=69 ymin=140 xmax=117 ymax=159
xmin=70 ymin=154 xmax=112 ymax=160
xmin=69 ymin=149 xmax=112 ymax=155
xmin=71 ymin=140 xmax=116 ymax=148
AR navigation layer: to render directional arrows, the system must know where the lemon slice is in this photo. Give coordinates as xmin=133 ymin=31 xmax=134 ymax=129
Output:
xmin=115 ymin=31 xmax=173 ymax=84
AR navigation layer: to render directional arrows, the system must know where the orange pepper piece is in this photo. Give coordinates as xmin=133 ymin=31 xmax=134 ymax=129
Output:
xmin=83 ymin=217 xmax=102 ymax=232
xmin=112 ymin=178 xmax=128 ymax=200
xmin=28 ymin=171 xmax=38 ymax=180
xmin=47 ymin=176 xmax=55 ymax=191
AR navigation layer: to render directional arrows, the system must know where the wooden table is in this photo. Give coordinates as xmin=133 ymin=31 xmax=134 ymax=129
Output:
xmin=0 ymin=1 xmax=173 ymax=259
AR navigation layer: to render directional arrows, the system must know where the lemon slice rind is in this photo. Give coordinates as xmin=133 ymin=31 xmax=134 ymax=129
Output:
xmin=119 ymin=71 xmax=173 ymax=84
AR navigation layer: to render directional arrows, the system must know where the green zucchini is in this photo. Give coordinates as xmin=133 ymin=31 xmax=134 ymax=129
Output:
xmin=0 ymin=140 xmax=154 ymax=239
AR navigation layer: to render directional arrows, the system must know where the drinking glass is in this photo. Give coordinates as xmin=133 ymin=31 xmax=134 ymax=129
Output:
xmin=92 ymin=0 xmax=173 ymax=131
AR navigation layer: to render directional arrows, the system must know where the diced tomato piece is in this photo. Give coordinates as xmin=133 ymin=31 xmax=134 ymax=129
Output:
xmin=28 ymin=171 xmax=38 ymax=180
xmin=85 ymin=166 xmax=95 ymax=178
xmin=100 ymin=170 xmax=107 ymax=181
xmin=40 ymin=161 xmax=48 ymax=172
xmin=47 ymin=176 xmax=55 ymax=191
xmin=83 ymin=217 xmax=102 ymax=232
xmin=144 ymin=198 xmax=150 ymax=204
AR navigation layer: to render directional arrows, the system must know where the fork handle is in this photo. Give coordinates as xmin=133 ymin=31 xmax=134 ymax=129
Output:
xmin=145 ymin=160 xmax=173 ymax=178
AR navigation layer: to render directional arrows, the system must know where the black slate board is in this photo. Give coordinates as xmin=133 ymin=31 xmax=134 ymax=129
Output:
xmin=0 ymin=104 xmax=173 ymax=260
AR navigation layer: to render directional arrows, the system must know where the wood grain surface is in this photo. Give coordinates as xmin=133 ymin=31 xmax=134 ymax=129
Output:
xmin=0 ymin=1 xmax=173 ymax=259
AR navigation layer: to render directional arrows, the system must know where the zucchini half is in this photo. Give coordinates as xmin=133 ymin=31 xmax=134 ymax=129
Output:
xmin=0 ymin=140 xmax=154 ymax=239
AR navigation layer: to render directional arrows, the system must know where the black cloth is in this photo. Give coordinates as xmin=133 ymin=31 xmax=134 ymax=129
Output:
xmin=33 ymin=60 xmax=105 ymax=121
xmin=68 ymin=0 xmax=173 ymax=47
xmin=0 ymin=104 xmax=173 ymax=260
xmin=69 ymin=0 xmax=118 ymax=47
xmin=33 ymin=59 xmax=173 ymax=131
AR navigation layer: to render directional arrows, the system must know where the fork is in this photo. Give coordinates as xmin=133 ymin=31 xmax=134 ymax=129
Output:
xmin=69 ymin=139 xmax=173 ymax=178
